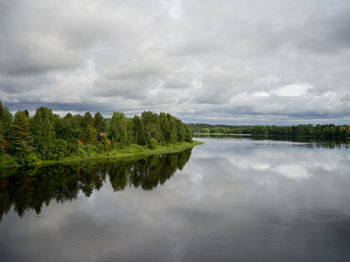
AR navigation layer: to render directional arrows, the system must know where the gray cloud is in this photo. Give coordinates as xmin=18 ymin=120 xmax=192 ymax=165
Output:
xmin=0 ymin=0 xmax=349 ymax=124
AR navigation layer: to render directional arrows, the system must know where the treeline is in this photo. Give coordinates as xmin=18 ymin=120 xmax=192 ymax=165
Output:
xmin=0 ymin=100 xmax=192 ymax=165
xmin=0 ymin=149 xmax=192 ymax=219
xmin=189 ymin=123 xmax=350 ymax=139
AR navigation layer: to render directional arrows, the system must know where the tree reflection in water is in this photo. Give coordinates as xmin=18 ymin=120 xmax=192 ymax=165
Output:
xmin=0 ymin=149 xmax=192 ymax=220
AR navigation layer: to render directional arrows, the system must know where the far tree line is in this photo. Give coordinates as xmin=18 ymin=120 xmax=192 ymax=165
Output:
xmin=189 ymin=123 xmax=350 ymax=139
xmin=0 ymin=100 xmax=192 ymax=164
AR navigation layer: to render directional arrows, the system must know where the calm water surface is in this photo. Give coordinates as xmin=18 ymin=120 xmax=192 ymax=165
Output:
xmin=1 ymin=138 xmax=350 ymax=261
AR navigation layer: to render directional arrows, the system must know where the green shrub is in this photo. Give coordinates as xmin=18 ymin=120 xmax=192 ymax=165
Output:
xmin=96 ymin=144 xmax=104 ymax=154
xmin=148 ymin=138 xmax=158 ymax=149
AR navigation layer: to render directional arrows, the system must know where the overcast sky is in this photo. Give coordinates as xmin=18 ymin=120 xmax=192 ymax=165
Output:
xmin=1 ymin=0 xmax=350 ymax=124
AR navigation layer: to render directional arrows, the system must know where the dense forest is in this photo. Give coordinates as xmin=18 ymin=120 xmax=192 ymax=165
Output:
xmin=189 ymin=123 xmax=350 ymax=140
xmin=0 ymin=100 xmax=192 ymax=165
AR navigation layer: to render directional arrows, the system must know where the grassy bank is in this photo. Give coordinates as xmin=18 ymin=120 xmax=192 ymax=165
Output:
xmin=0 ymin=140 xmax=203 ymax=168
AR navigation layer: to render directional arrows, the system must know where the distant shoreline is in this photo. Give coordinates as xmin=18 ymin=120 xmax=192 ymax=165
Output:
xmin=192 ymin=133 xmax=251 ymax=136
xmin=189 ymin=123 xmax=350 ymax=140
xmin=192 ymin=132 xmax=350 ymax=140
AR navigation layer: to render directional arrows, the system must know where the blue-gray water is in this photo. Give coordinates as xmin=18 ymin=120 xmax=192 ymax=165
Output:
xmin=1 ymin=138 xmax=350 ymax=261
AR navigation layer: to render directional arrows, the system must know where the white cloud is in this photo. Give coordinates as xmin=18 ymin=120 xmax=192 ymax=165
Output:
xmin=252 ymin=91 xmax=270 ymax=97
xmin=273 ymin=83 xmax=313 ymax=97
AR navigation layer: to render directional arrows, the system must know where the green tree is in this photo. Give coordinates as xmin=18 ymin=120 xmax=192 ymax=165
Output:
xmin=11 ymin=111 xmax=34 ymax=159
xmin=83 ymin=112 xmax=94 ymax=129
xmin=83 ymin=125 xmax=97 ymax=145
xmin=0 ymin=100 xmax=13 ymax=138
xmin=93 ymin=112 xmax=105 ymax=133
xmin=72 ymin=114 xmax=84 ymax=139
xmin=108 ymin=112 xmax=127 ymax=147
xmin=132 ymin=115 xmax=146 ymax=145
xmin=159 ymin=112 xmax=170 ymax=143
xmin=126 ymin=118 xmax=135 ymax=143
xmin=167 ymin=114 xmax=177 ymax=143
xmin=30 ymin=107 xmax=55 ymax=159
xmin=176 ymin=119 xmax=186 ymax=141
xmin=0 ymin=121 xmax=4 ymax=160
xmin=141 ymin=111 xmax=161 ymax=143
xmin=185 ymin=126 xmax=193 ymax=142
xmin=51 ymin=139 xmax=68 ymax=160
xmin=55 ymin=114 xmax=74 ymax=142
xmin=100 ymin=135 xmax=111 ymax=152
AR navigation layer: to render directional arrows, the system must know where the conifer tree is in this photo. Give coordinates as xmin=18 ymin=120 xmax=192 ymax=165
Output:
xmin=72 ymin=114 xmax=84 ymax=139
xmin=31 ymin=107 xmax=55 ymax=159
xmin=0 ymin=121 xmax=4 ymax=160
xmin=93 ymin=112 xmax=105 ymax=133
xmin=126 ymin=118 xmax=135 ymax=143
xmin=0 ymin=100 xmax=13 ymax=138
xmin=12 ymin=111 xmax=34 ymax=158
xmin=83 ymin=112 xmax=94 ymax=128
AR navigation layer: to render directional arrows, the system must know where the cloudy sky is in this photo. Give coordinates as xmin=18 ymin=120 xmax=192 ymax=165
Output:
xmin=1 ymin=0 xmax=350 ymax=124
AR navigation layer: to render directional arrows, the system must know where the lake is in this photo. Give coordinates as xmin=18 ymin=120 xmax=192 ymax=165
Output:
xmin=1 ymin=137 xmax=350 ymax=261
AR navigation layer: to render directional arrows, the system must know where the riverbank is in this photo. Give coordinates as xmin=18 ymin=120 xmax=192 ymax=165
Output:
xmin=0 ymin=140 xmax=203 ymax=169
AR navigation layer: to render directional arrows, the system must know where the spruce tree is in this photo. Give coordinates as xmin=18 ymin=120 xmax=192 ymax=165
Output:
xmin=83 ymin=112 xmax=94 ymax=128
xmin=93 ymin=112 xmax=105 ymax=133
xmin=12 ymin=111 xmax=34 ymax=158
xmin=31 ymin=107 xmax=55 ymax=159
xmin=0 ymin=121 xmax=4 ymax=160
xmin=0 ymin=100 xmax=13 ymax=138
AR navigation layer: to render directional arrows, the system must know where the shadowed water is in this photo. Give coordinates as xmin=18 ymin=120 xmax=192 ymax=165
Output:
xmin=1 ymin=139 xmax=350 ymax=261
